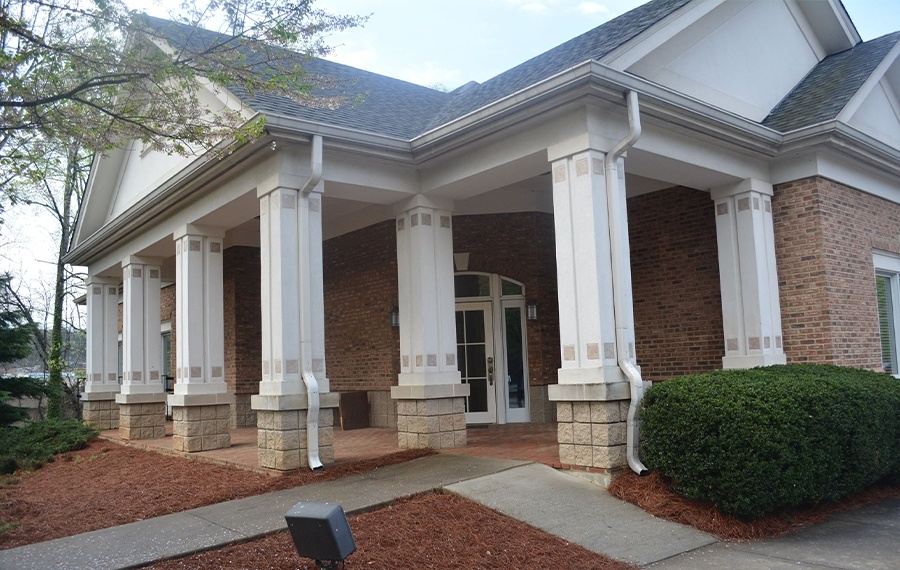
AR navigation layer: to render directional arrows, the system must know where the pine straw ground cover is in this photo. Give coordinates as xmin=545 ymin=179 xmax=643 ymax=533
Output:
xmin=2 ymin=437 xmax=898 ymax=569
xmin=0 ymin=439 xmax=433 ymax=549
xmin=148 ymin=492 xmax=635 ymax=570
xmin=609 ymin=471 xmax=900 ymax=541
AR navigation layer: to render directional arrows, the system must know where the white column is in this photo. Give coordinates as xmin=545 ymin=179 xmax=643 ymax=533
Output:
xmin=169 ymin=226 xmax=231 ymax=404
xmin=391 ymin=195 xmax=466 ymax=398
xmin=118 ymin=257 xmax=163 ymax=396
xmin=83 ymin=277 xmax=119 ymax=396
xmin=253 ymin=181 xmax=331 ymax=404
xmin=549 ymin=149 xmax=627 ymax=389
xmin=711 ymin=178 xmax=786 ymax=368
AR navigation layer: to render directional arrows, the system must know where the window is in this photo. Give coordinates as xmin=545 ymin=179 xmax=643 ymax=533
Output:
xmin=874 ymin=252 xmax=900 ymax=375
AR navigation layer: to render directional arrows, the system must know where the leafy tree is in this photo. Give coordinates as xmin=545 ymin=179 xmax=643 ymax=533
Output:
xmin=0 ymin=273 xmax=31 ymax=363
xmin=0 ymin=0 xmax=365 ymax=157
xmin=0 ymin=272 xmax=48 ymax=426
xmin=0 ymin=0 xmax=364 ymax=418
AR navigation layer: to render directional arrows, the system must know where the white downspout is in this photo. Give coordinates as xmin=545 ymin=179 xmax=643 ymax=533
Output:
xmin=300 ymin=134 xmax=324 ymax=471
xmin=604 ymin=91 xmax=649 ymax=475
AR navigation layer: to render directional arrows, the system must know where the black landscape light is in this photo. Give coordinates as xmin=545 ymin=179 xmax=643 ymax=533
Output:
xmin=285 ymin=502 xmax=356 ymax=569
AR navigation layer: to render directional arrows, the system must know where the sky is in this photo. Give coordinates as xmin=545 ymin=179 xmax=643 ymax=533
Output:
xmin=313 ymin=0 xmax=900 ymax=90
xmin=3 ymin=0 xmax=900 ymax=298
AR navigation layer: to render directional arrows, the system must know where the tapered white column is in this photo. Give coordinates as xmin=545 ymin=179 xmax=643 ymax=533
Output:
xmin=119 ymin=257 xmax=163 ymax=395
xmin=549 ymin=149 xmax=627 ymax=389
xmin=391 ymin=195 xmax=468 ymax=450
xmin=169 ymin=225 xmax=233 ymax=452
xmin=170 ymin=226 xmax=229 ymax=399
xmin=712 ymin=178 xmax=786 ymax=368
xmin=116 ymin=257 xmax=167 ymax=440
xmin=547 ymin=144 xmax=636 ymax=476
xmin=252 ymin=176 xmax=336 ymax=469
xmin=82 ymin=276 xmax=120 ymax=430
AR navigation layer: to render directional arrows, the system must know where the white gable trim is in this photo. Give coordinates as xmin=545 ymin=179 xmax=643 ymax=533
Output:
xmin=837 ymin=39 xmax=900 ymax=123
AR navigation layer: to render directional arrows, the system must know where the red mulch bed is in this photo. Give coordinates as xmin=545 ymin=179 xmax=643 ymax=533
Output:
xmin=609 ymin=470 xmax=900 ymax=541
xmin=149 ymin=492 xmax=636 ymax=570
xmin=0 ymin=439 xmax=433 ymax=549
xmin=3 ymin=437 xmax=899 ymax=569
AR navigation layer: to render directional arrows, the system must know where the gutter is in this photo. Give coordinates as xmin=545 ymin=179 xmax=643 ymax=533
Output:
xmin=604 ymin=90 xmax=649 ymax=476
xmin=300 ymin=134 xmax=324 ymax=471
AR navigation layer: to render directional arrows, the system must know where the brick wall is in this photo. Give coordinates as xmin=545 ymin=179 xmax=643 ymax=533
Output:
xmin=453 ymin=212 xmax=561 ymax=387
xmin=773 ymin=176 xmax=900 ymax=369
xmin=323 ymin=220 xmax=401 ymax=392
xmin=628 ymin=186 xmax=725 ymax=380
xmin=223 ymin=246 xmax=261 ymax=395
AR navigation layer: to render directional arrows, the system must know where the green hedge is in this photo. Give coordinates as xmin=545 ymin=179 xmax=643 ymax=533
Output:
xmin=641 ymin=364 xmax=900 ymax=519
xmin=0 ymin=419 xmax=98 ymax=474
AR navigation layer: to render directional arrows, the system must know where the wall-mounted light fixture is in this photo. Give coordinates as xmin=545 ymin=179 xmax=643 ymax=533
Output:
xmin=526 ymin=303 xmax=538 ymax=321
xmin=391 ymin=306 xmax=400 ymax=328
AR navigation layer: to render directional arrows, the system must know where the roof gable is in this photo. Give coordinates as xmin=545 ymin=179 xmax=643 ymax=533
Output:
xmin=763 ymin=31 xmax=900 ymax=132
xmin=610 ymin=0 xmax=856 ymax=122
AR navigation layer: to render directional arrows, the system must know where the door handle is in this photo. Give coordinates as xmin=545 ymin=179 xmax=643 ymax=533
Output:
xmin=487 ymin=356 xmax=494 ymax=386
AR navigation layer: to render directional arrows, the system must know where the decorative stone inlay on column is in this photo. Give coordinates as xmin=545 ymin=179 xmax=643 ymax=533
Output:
xmin=119 ymin=402 xmax=166 ymax=440
xmin=173 ymin=404 xmax=232 ymax=452
xmin=257 ymin=408 xmax=335 ymax=470
xmin=82 ymin=399 xmax=119 ymax=431
xmin=396 ymin=398 xmax=466 ymax=449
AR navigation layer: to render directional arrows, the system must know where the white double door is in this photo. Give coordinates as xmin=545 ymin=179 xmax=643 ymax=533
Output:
xmin=455 ymin=301 xmax=528 ymax=424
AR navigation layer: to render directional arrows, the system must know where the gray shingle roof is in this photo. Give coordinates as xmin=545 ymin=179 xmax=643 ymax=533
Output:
xmin=142 ymin=0 xmax=690 ymax=140
xmin=147 ymin=0 xmax=895 ymax=140
xmin=763 ymin=31 xmax=900 ymax=132
xmin=422 ymin=0 xmax=693 ymax=130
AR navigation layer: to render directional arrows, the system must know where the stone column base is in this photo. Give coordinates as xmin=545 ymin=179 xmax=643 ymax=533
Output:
xmin=172 ymin=404 xmax=232 ymax=452
xmin=396 ymin=397 xmax=466 ymax=449
xmin=119 ymin=402 xmax=166 ymax=440
xmin=556 ymin=400 xmax=629 ymax=473
xmin=83 ymin=399 xmax=119 ymax=430
xmin=257 ymin=408 xmax=335 ymax=471
xmin=231 ymin=394 xmax=257 ymax=428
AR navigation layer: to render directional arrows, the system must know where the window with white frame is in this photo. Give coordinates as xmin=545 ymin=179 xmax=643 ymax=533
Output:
xmin=874 ymin=252 xmax=900 ymax=375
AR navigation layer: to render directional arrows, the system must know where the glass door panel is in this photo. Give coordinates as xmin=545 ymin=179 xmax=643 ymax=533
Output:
xmin=455 ymin=302 xmax=495 ymax=423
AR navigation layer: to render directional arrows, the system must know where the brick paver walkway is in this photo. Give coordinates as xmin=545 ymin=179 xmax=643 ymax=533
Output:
xmin=101 ymin=422 xmax=559 ymax=473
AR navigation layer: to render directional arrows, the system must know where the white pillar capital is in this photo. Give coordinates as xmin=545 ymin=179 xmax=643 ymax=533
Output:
xmin=712 ymin=180 xmax=786 ymax=368
xmin=173 ymin=224 xmax=226 ymax=241
xmin=711 ymin=178 xmax=774 ymax=200
xmin=393 ymin=194 xmax=454 ymax=216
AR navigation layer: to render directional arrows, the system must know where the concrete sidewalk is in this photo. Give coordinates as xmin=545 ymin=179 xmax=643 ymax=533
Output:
xmin=1 ymin=455 xmax=897 ymax=570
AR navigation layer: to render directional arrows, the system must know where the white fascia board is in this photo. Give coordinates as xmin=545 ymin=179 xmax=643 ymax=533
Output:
xmin=837 ymin=39 xmax=900 ymax=123
xmin=411 ymin=61 xmax=782 ymax=161
xmin=263 ymin=114 xmax=414 ymax=159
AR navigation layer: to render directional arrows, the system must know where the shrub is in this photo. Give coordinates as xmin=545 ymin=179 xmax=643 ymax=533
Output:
xmin=0 ymin=419 xmax=98 ymax=474
xmin=641 ymin=364 xmax=900 ymax=519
